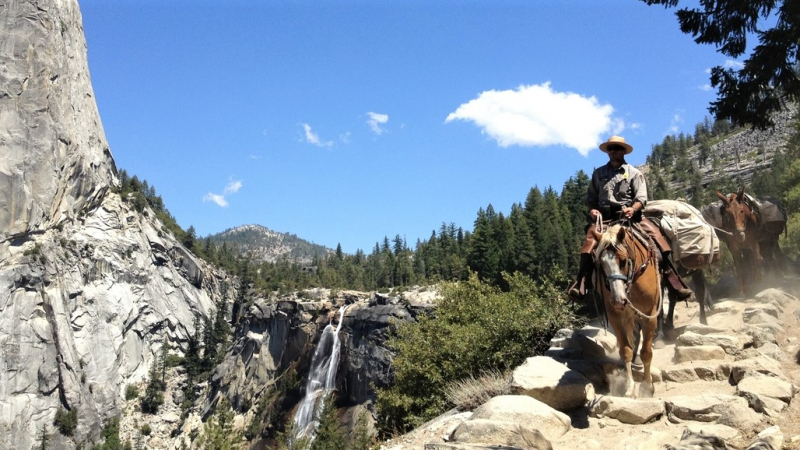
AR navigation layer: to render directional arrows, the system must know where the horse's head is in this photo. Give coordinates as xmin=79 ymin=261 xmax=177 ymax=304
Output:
xmin=716 ymin=186 xmax=755 ymax=243
xmin=592 ymin=225 xmax=631 ymax=312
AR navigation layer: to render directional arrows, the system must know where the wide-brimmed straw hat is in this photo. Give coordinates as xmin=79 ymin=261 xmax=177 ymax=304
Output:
xmin=599 ymin=136 xmax=633 ymax=154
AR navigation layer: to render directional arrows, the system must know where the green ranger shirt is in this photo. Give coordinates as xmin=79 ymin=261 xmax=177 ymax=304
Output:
xmin=587 ymin=162 xmax=647 ymax=210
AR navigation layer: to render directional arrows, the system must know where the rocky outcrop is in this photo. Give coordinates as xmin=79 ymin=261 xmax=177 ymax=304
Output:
xmin=0 ymin=1 xmax=227 ymax=449
xmin=0 ymin=193 xmax=227 ymax=450
xmin=382 ymin=285 xmax=800 ymax=450
xmin=638 ymin=104 xmax=797 ymax=198
xmin=199 ymin=288 xmax=437 ymax=448
xmin=0 ymin=0 xmax=116 ymax=241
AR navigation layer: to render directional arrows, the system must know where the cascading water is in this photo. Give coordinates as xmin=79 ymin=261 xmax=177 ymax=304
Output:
xmin=293 ymin=305 xmax=348 ymax=439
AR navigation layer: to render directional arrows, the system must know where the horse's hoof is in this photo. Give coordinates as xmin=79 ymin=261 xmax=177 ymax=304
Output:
xmin=638 ymin=382 xmax=655 ymax=398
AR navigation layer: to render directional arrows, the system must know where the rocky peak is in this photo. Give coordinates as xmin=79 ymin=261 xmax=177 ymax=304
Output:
xmin=209 ymin=224 xmax=332 ymax=264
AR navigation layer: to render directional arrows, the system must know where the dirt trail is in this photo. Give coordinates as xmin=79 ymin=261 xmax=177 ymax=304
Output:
xmin=382 ymin=278 xmax=800 ymax=450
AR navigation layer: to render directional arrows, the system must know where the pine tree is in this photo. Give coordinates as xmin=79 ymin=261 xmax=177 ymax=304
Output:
xmin=37 ymin=424 xmax=50 ymax=450
xmin=309 ymin=394 xmax=345 ymax=450
xmin=141 ymin=357 xmax=164 ymax=414
xmin=349 ymin=409 xmax=373 ymax=450
xmin=277 ymin=420 xmax=309 ymax=450
xmin=201 ymin=397 xmax=240 ymax=450
xmin=98 ymin=416 xmax=122 ymax=450
xmin=184 ymin=225 xmax=197 ymax=251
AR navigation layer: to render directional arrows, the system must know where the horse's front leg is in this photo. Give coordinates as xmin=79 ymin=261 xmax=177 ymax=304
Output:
xmin=637 ymin=318 xmax=657 ymax=398
xmin=692 ymin=271 xmax=708 ymax=325
xmin=608 ymin=316 xmax=635 ymax=397
xmin=732 ymin=251 xmax=746 ymax=296
xmin=621 ymin=343 xmax=635 ymax=397
xmin=753 ymin=241 xmax=763 ymax=283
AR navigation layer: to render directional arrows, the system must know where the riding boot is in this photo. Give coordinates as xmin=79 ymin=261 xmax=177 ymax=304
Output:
xmin=568 ymin=253 xmax=594 ymax=301
xmin=665 ymin=269 xmax=693 ymax=300
xmin=662 ymin=252 xmax=694 ymax=300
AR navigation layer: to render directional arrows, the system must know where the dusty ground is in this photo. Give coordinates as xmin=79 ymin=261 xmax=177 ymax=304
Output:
xmin=381 ymin=275 xmax=800 ymax=450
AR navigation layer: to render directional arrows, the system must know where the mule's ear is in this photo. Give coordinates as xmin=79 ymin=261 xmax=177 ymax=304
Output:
xmin=616 ymin=226 xmax=626 ymax=242
xmin=736 ymin=186 xmax=745 ymax=202
xmin=716 ymin=191 xmax=728 ymax=203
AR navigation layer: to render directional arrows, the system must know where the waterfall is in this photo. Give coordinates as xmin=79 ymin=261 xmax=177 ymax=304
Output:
xmin=293 ymin=305 xmax=348 ymax=439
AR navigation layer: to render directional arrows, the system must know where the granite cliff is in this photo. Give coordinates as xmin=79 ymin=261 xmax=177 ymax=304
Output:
xmin=0 ymin=1 xmax=226 ymax=449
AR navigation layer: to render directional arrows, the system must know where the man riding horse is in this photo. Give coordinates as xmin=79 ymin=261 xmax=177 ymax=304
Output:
xmin=568 ymin=135 xmax=693 ymax=303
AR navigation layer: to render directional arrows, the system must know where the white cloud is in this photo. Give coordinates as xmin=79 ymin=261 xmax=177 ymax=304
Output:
xmin=445 ymin=82 xmax=624 ymax=156
xmin=699 ymin=84 xmax=713 ymax=91
xmin=340 ymin=131 xmax=351 ymax=144
xmin=366 ymin=112 xmax=389 ymax=135
xmin=203 ymin=179 xmax=242 ymax=208
xmin=666 ymin=113 xmax=684 ymax=135
xmin=724 ymin=59 xmax=744 ymax=70
xmin=224 ymin=180 xmax=242 ymax=194
xmin=301 ymin=123 xmax=333 ymax=147
xmin=203 ymin=192 xmax=228 ymax=207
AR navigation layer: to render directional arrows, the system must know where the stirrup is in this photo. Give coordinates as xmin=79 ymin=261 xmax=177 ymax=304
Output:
xmin=675 ymin=287 xmax=693 ymax=301
xmin=567 ymin=286 xmax=583 ymax=302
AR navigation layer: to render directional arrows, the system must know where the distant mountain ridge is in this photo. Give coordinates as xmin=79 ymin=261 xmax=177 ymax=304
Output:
xmin=208 ymin=224 xmax=332 ymax=264
xmin=639 ymin=103 xmax=797 ymax=200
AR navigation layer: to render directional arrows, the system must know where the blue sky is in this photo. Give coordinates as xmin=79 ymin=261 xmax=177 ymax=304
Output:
xmin=79 ymin=0 xmax=734 ymax=254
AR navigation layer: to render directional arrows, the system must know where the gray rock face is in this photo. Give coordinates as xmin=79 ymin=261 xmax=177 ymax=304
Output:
xmin=0 ymin=194 xmax=225 ymax=450
xmin=0 ymin=2 xmax=226 ymax=449
xmin=0 ymin=0 xmax=116 ymax=241
xmin=208 ymin=289 xmax=431 ymax=435
xmin=341 ymin=298 xmax=421 ymax=404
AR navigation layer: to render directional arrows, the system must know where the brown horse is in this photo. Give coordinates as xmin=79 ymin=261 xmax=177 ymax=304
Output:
xmin=593 ymin=224 xmax=661 ymax=397
xmin=716 ymin=187 xmax=762 ymax=295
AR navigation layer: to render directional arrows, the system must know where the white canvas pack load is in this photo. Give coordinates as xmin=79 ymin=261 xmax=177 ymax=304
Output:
xmin=644 ymin=199 xmax=720 ymax=265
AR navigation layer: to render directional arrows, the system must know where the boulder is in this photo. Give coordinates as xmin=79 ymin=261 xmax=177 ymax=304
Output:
xmin=729 ymin=357 xmax=786 ymax=384
xmin=755 ymin=289 xmax=797 ymax=308
xmin=450 ymin=419 xmax=552 ymax=450
xmin=675 ymin=332 xmax=743 ymax=355
xmin=673 ymin=345 xmax=729 ymax=363
xmin=546 ymin=327 xmax=615 ymax=360
xmin=589 ymin=395 xmax=664 ymax=424
xmin=736 ymin=375 xmax=796 ymax=415
xmin=469 ymin=395 xmax=571 ymax=441
xmin=511 ymin=356 xmax=595 ymax=411
xmin=665 ymin=394 xmax=763 ymax=430
xmin=661 ymin=362 xmax=730 ymax=383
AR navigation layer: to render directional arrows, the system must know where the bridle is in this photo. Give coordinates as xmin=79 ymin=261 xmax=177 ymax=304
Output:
xmin=595 ymin=220 xmax=660 ymax=319
xmin=721 ymin=196 xmax=757 ymax=236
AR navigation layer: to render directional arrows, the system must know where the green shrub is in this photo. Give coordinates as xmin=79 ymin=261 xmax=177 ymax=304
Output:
xmin=165 ymin=354 xmax=184 ymax=368
xmin=375 ymin=271 xmax=579 ymax=435
xmin=53 ymin=406 xmax=78 ymax=436
xmin=140 ymin=423 xmax=151 ymax=436
xmin=23 ymin=243 xmax=42 ymax=257
xmin=780 ymin=212 xmax=800 ymax=260
xmin=125 ymin=384 xmax=140 ymax=401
